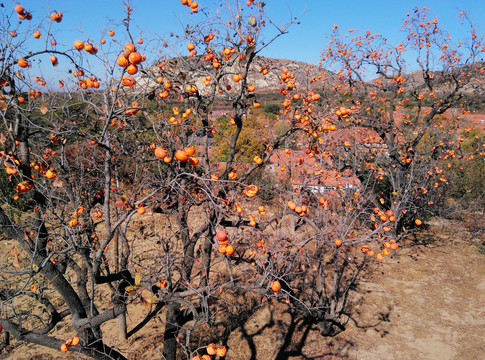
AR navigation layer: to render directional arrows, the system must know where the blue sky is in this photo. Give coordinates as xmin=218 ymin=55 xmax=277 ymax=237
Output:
xmin=11 ymin=0 xmax=485 ymax=80
xmin=261 ymin=0 xmax=485 ymax=64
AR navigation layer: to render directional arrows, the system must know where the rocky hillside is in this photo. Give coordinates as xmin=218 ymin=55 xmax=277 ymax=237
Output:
xmin=133 ymin=55 xmax=484 ymax=97
xmin=135 ymin=55 xmax=338 ymax=94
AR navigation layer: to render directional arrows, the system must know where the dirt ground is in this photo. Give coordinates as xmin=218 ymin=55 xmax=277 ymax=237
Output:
xmin=3 ymin=217 xmax=485 ymax=360
xmin=226 ymin=217 xmax=485 ymax=360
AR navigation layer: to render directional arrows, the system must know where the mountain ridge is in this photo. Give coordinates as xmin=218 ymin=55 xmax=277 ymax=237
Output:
xmin=134 ymin=55 xmax=484 ymax=95
xmin=135 ymin=55 xmax=337 ymax=94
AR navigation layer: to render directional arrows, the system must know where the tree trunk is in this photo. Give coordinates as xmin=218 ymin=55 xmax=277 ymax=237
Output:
xmin=118 ymin=313 xmax=127 ymax=341
xmin=0 ymin=331 xmax=10 ymax=351
xmin=317 ymin=313 xmax=345 ymax=337
xmin=162 ymin=302 xmax=181 ymax=360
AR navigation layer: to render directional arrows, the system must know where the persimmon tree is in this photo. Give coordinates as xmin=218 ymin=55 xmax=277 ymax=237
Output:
xmin=0 ymin=2 xmax=484 ymax=360
xmin=256 ymin=6 xmax=485 ymax=336
xmin=0 ymin=1 xmax=302 ymax=359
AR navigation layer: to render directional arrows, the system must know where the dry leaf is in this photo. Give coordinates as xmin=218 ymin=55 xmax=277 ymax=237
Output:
xmin=13 ymin=254 xmax=20 ymax=268
xmin=10 ymin=246 xmax=20 ymax=257
xmin=0 ymin=132 xmax=6 ymax=144
xmin=15 ymin=70 xmax=24 ymax=80
xmin=135 ymin=273 xmax=141 ymax=287
xmin=40 ymin=104 xmax=48 ymax=114
xmin=0 ymin=101 xmax=7 ymax=111
xmin=53 ymin=178 xmax=63 ymax=187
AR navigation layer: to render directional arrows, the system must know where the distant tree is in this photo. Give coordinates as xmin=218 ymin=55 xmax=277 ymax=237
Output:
xmin=263 ymin=103 xmax=281 ymax=114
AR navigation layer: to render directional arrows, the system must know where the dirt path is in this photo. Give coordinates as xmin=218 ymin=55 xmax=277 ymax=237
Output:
xmin=341 ymin=227 xmax=485 ymax=360
xmin=226 ymin=218 xmax=485 ymax=360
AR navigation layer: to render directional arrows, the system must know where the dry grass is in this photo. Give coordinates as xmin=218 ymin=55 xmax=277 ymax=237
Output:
xmin=3 ymin=216 xmax=485 ymax=359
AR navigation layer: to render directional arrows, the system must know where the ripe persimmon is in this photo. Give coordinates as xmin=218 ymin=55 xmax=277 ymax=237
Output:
xmin=216 ymin=230 xmax=227 ymax=242
xmin=128 ymin=52 xmax=142 ymax=64
xmin=175 ymin=150 xmax=188 ymax=162
xmin=45 ymin=168 xmax=57 ymax=179
xmin=225 ymin=244 xmax=235 ymax=256
xmin=244 ymin=185 xmax=258 ymax=198
xmin=125 ymin=43 xmax=136 ymax=52
xmin=126 ymin=64 xmax=138 ymax=75
xmin=207 ymin=344 xmax=217 ymax=355
xmin=184 ymin=145 xmax=195 ymax=155
xmin=74 ymin=40 xmax=84 ymax=50
xmin=204 ymin=33 xmax=214 ymax=42
xmin=117 ymin=56 xmax=129 ymax=67
xmin=50 ymin=12 xmax=62 ymax=22
xmin=271 ymin=280 xmax=281 ymax=292
xmin=154 ymin=147 xmax=168 ymax=159
xmin=188 ymin=157 xmax=199 ymax=165
xmin=121 ymin=76 xmax=135 ymax=87
xmin=216 ymin=346 xmax=227 ymax=357
xmin=18 ymin=58 xmax=29 ymax=68
xmin=18 ymin=12 xmax=32 ymax=20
